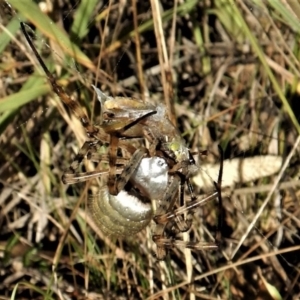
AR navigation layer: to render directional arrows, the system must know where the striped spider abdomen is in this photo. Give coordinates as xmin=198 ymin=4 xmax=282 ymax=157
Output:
xmin=88 ymin=157 xmax=169 ymax=237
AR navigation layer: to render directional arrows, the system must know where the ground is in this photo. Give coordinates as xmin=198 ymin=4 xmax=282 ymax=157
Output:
xmin=0 ymin=1 xmax=300 ymax=299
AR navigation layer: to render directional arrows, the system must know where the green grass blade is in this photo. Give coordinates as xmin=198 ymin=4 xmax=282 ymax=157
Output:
xmin=0 ymin=84 xmax=50 ymax=112
xmin=71 ymin=0 xmax=99 ymax=40
xmin=9 ymin=0 xmax=95 ymax=70
xmin=0 ymin=16 xmax=20 ymax=53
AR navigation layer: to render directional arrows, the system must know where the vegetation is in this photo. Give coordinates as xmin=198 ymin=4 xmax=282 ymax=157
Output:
xmin=0 ymin=0 xmax=300 ymax=299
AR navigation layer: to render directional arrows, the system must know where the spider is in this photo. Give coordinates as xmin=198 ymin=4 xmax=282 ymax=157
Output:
xmin=21 ymin=22 xmax=224 ymax=259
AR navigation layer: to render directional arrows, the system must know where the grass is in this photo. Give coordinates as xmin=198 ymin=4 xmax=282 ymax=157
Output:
xmin=0 ymin=0 xmax=300 ymax=299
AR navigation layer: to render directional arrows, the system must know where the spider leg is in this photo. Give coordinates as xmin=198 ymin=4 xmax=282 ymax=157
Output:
xmin=62 ymin=141 xmax=99 ymax=184
xmin=62 ymin=140 xmax=131 ymax=185
xmin=21 ymin=22 xmax=101 ymax=139
xmin=104 ymin=115 xmax=157 ymax=195
xmin=151 ymin=175 xmax=180 ymax=260
xmin=214 ymin=145 xmax=224 ymax=245
xmin=108 ymin=147 xmax=147 ymax=195
xmin=63 ymin=169 xmax=109 ymax=184
xmin=153 ymin=191 xmax=220 ymax=260
xmin=152 ymin=235 xmax=218 ymax=254
xmin=107 ymin=135 xmax=142 ymax=195
xmin=155 ymin=191 xmax=219 ymax=223
xmin=107 ymin=135 xmax=119 ymax=194
xmin=155 ymin=166 xmax=196 ymax=237
xmin=89 ymin=153 xmax=129 ymax=165
xmin=151 ymin=173 xmax=199 ymax=260
xmin=22 ymin=22 xmax=138 ymax=153
xmin=153 ymin=146 xmax=224 ymax=259
xmin=62 ymin=167 xmax=125 ymax=184
xmin=142 ymin=127 xmax=159 ymax=156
